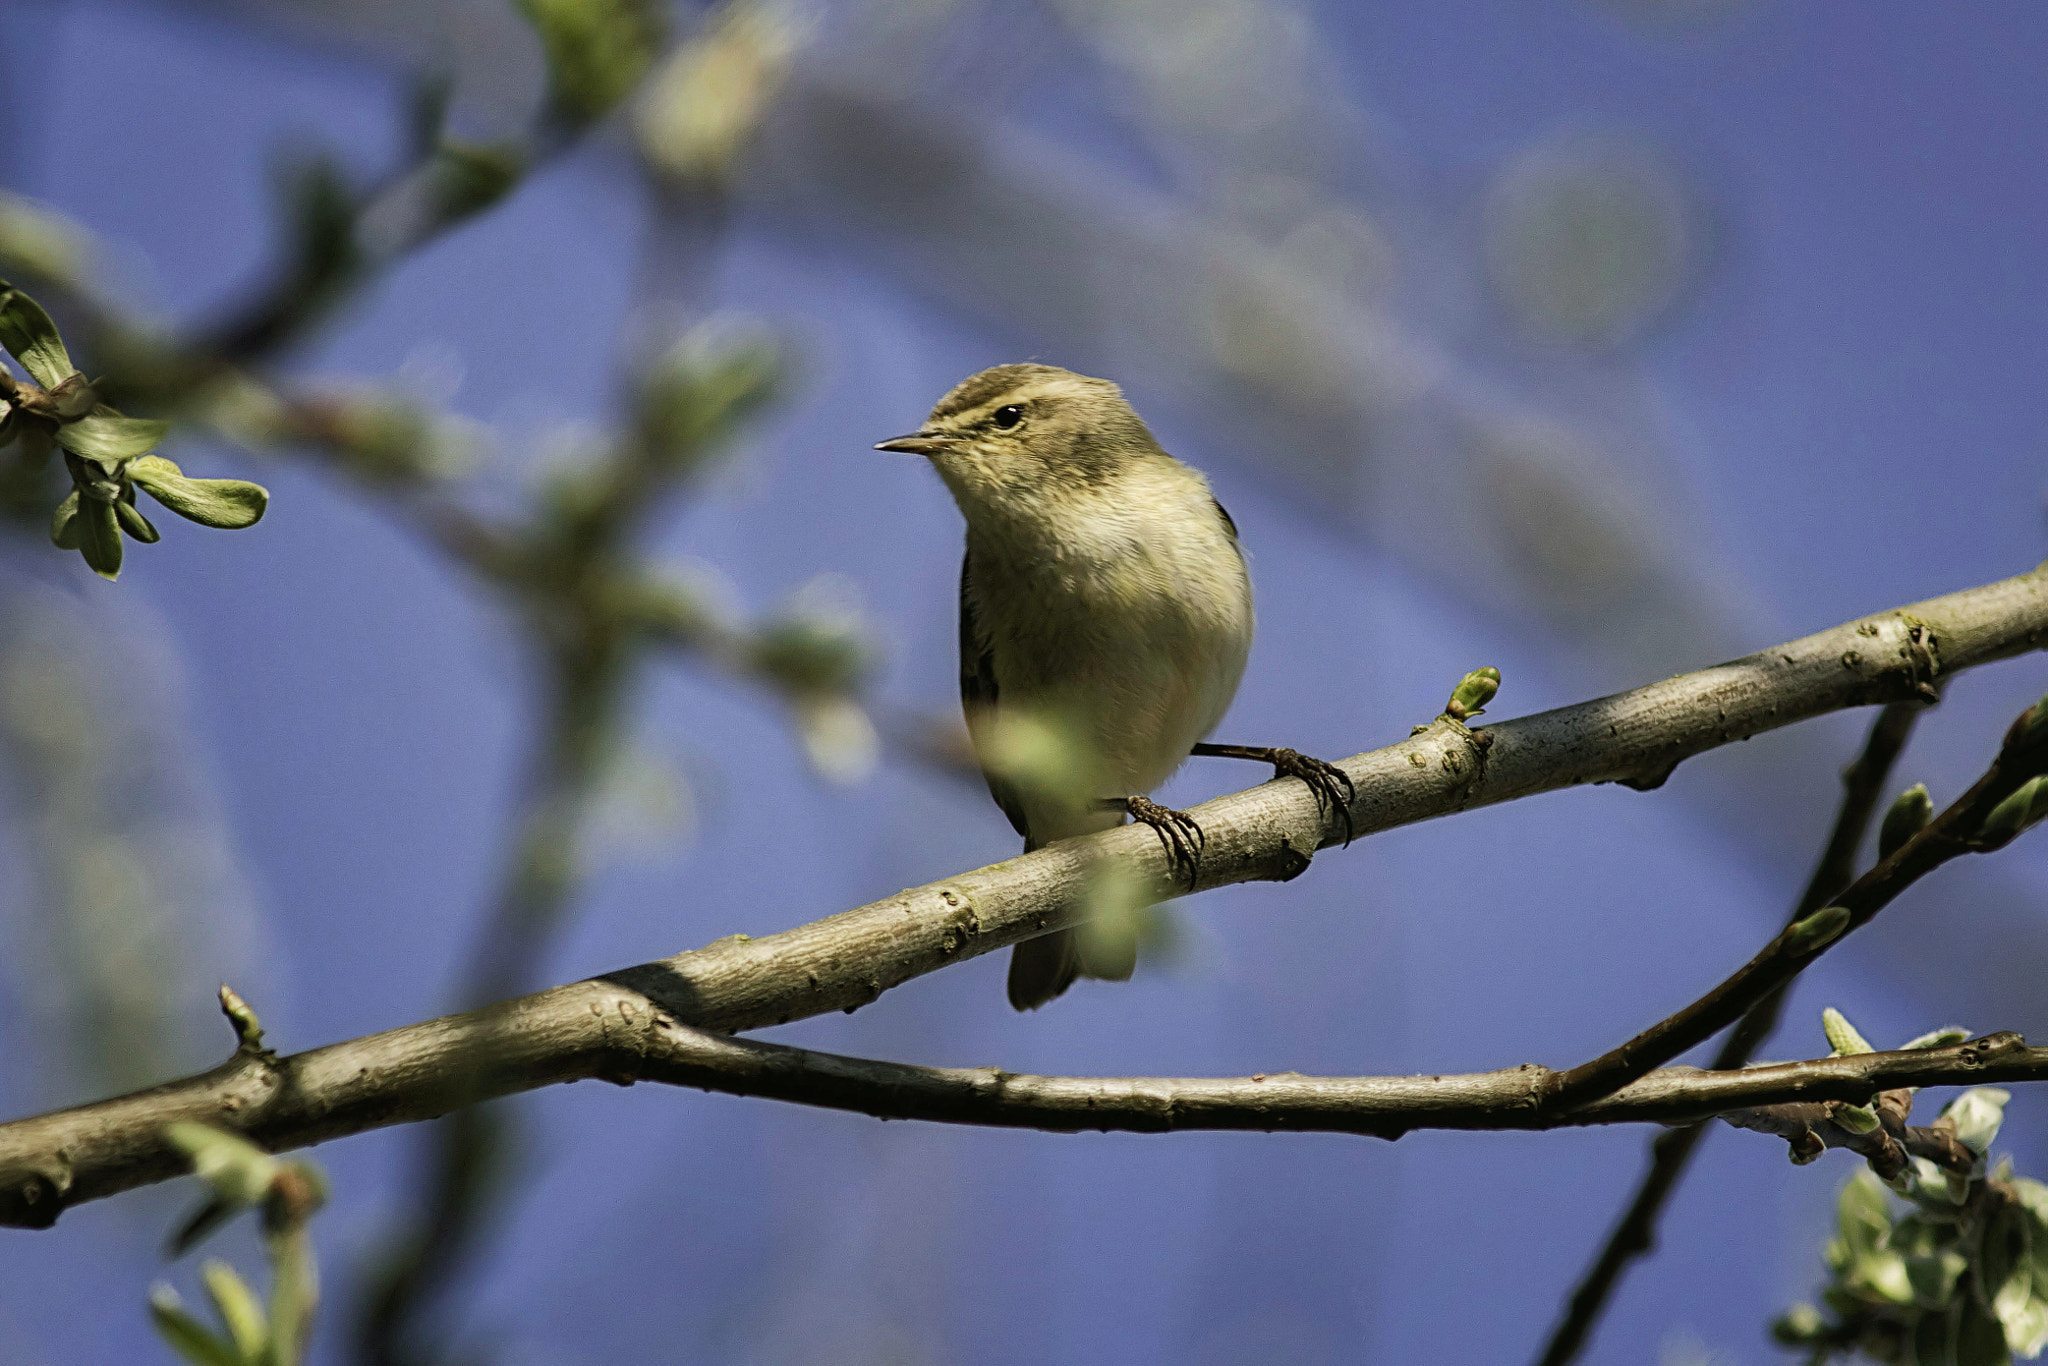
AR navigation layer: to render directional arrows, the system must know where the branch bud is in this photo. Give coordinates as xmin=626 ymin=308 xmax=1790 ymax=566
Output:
xmin=1877 ymin=783 xmax=1931 ymax=862
xmin=1443 ymin=666 xmax=1501 ymax=722
xmin=1786 ymin=905 xmax=1850 ymax=955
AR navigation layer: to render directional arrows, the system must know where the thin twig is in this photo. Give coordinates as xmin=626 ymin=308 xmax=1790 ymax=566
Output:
xmin=1532 ymin=699 xmax=1925 ymax=1366
xmin=1544 ymin=687 xmax=2048 ymax=1115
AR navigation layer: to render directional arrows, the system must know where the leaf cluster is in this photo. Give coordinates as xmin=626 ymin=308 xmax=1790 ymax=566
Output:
xmin=0 ymin=281 xmax=268 ymax=579
xmin=1776 ymin=1014 xmax=2048 ymax=1365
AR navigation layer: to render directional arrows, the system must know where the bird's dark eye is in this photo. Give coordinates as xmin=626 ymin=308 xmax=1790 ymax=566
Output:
xmin=992 ymin=404 xmax=1023 ymax=430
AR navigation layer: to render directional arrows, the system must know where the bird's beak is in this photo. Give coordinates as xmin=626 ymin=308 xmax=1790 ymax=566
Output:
xmin=874 ymin=430 xmax=955 ymax=456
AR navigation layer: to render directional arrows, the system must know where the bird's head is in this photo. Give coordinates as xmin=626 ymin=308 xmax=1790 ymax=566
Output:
xmin=875 ymin=363 xmax=1161 ymax=518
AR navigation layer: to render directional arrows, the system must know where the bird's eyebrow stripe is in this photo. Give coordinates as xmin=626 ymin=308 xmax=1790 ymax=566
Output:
xmin=931 ymin=377 xmax=1106 ymax=427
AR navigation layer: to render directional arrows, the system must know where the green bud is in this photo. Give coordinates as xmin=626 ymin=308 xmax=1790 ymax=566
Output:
xmin=1443 ymin=666 xmax=1501 ymax=722
xmin=1786 ymin=905 xmax=1850 ymax=954
xmin=114 ymin=497 xmax=159 ymax=544
xmin=2016 ymin=687 xmax=2048 ymax=750
xmin=49 ymin=489 xmax=80 ymax=548
xmin=1830 ymin=1102 xmax=1881 ymax=1135
xmin=126 ymin=455 xmax=268 ymax=530
xmin=1823 ymin=1006 xmax=1875 ymax=1056
xmin=1877 ymin=783 xmax=1932 ymax=861
xmin=1979 ymin=777 xmax=2044 ymax=843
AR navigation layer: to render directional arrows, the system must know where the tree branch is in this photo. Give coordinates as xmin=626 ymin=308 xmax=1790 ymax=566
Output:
xmin=1545 ymin=680 xmax=2048 ymax=1115
xmin=2 ymin=567 xmax=2046 ymax=1227
xmin=1532 ymin=698 xmax=1926 ymax=1366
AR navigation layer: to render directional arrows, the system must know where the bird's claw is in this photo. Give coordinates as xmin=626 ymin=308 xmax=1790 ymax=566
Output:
xmin=1122 ymin=794 xmax=1205 ymax=889
xmin=1267 ymin=748 xmax=1356 ymax=847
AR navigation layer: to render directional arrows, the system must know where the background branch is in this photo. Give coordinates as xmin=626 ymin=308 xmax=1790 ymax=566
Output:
xmin=1 ymin=570 xmax=2046 ymax=1227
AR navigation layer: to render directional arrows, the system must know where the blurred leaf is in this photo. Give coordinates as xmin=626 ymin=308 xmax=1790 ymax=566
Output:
xmin=793 ymin=694 xmax=879 ymax=785
xmin=49 ymin=489 xmax=79 ymax=548
xmin=634 ymin=325 xmax=780 ymax=470
xmin=128 ymin=456 xmax=268 ymax=529
xmin=0 ymin=279 xmax=77 ymax=388
xmin=515 ymin=0 xmax=667 ymax=126
xmin=149 ymin=1287 xmax=246 ymax=1366
xmin=1961 ymin=1299 xmax=2019 ymax=1366
xmin=0 ymin=193 xmax=89 ymax=287
xmin=167 ymin=1122 xmax=279 ymax=1209
xmin=636 ymin=1 xmax=802 ymax=188
xmin=55 ymin=414 xmax=169 ymax=461
xmin=1944 ymin=1089 xmax=2012 ymax=1158
xmin=1485 ymin=132 xmax=1695 ymax=346
xmin=200 ymin=1260 xmax=267 ymax=1362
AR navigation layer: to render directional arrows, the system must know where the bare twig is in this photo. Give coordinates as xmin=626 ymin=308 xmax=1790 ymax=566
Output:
xmin=0 ymin=571 xmax=2043 ymax=1226
xmin=1532 ymin=699 xmax=1925 ymax=1366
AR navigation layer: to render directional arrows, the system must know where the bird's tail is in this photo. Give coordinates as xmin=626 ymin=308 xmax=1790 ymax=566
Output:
xmin=1007 ymin=929 xmax=1082 ymax=1011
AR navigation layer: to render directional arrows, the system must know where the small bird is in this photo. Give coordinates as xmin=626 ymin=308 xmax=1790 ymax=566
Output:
xmin=878 ymin=363 xmax=1352 ymax=1010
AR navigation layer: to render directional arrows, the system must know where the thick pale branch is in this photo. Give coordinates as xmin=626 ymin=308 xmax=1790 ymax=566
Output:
xmin=2 ymin=567 xmax=2046 ymax=1226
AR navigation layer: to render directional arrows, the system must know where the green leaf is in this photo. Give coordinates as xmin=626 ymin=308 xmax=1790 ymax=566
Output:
xmin=149 ymin=1286 xmax=246 ymax=1366
xmin=1842 ymin=1170 xmax=1898 ymax=1245
xmin=76 ymin=496 xmax=121 ymax=580
xmin=115 ymin=497 xmax=160 ymax=544
xmin=265 ymin=1226 xmax=318 ymax=1366
xmin=1916 ymin=1302 xmax=1959 ymax=1364
xmin=128 ymin=456 xmax=268 ymax=530
xmin=1980 ymin=1202 xmax=2035 ymax=1348
xmin=50 ymin=489 xmax=80 ymax=548
xmin=55 ymin=413 xmax=170 ymax=461
xmin=200 ymin=1260 xmax=267 ymax=1362
xmin=1960 ymin=1299 xmax=2017 ymax=1366
xmin=0 ymin=279 xmax=77 ymax=388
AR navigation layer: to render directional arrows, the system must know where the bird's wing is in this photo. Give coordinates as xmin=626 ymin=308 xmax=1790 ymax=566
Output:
xmin=960 ymin=548 xmax=1032 ymax=841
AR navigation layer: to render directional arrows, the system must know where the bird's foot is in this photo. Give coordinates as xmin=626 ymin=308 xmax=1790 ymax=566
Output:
xmin=1192 ymin=743 xmax=1356 ymax=846
xmin=1115 ymin=794 xmax=1205 ymax=889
